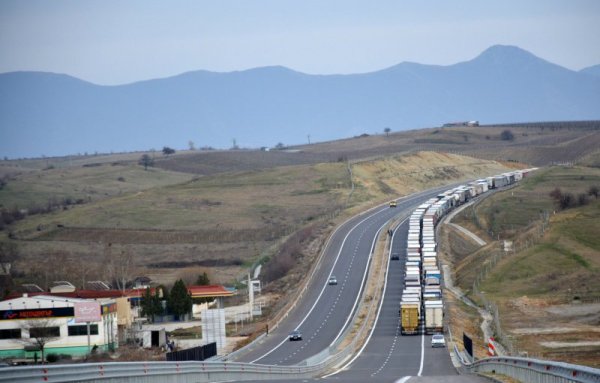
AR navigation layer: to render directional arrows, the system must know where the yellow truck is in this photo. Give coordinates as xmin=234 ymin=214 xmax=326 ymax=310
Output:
xmin=400 ymin=301 xmax=420 ymax=335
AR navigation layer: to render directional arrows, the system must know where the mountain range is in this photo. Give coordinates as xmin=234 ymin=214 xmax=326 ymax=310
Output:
xmin=1 ymin=45 xmax=600 ymax=159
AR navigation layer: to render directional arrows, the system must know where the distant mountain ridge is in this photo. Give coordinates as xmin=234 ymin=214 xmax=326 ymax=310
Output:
xmin=1 ymin=45 xmax=600 ymax=158
xmin=580 ymin=64 xmax=600 ymax=78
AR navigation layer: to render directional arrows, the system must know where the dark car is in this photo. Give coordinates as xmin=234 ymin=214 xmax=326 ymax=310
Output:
xmin=391 ymin=252 xmax=400 ymax=260
xmin=289 ymin=330 xmax=302 ymax=341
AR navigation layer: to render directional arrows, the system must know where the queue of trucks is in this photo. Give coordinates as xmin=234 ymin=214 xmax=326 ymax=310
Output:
xmin=399 ymin=169 xmax=536 ymax=335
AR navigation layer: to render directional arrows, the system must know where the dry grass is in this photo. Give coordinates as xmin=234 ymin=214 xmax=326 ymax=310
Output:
xmin=446 ymin=166 xmax=600 ymax=368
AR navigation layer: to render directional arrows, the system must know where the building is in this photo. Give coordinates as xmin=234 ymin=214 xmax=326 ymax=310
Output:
xmin=0 ymin=294 xmax=117 ymax=360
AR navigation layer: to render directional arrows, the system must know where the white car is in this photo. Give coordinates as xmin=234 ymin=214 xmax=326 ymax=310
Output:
xmin=431 ymin=334 xmax=445 ymax=348
xmin=328 ymin=276 xmax=338 ymax=285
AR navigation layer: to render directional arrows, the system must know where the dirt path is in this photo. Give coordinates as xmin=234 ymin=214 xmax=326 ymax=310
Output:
xmin=447 ymin=222 xmax=486 ymax=246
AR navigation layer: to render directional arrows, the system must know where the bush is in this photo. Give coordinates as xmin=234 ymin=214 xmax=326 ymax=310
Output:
xmin=46 ymin=353 xmax=59 ymax=363
xmin=549 ymin=187 xmax=562 ymax=201
xmin=559 ymin=193 xmax=576 ymax=210
xmin=577 ymin=193 xmax=589 ymax=206
xmin=588 ymin=186 xmax=599 ymax=199
xmin=500 ymin=130 xmax=515 ymax=141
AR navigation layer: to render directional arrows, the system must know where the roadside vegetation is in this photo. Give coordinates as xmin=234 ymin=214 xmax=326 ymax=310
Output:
xmin=448 ymin=165 xmax=600 ymax=367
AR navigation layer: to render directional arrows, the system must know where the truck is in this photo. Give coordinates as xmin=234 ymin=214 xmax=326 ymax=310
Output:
xmin=424 ymin=300 xmax=444 ymax=334
xmin=400 ymin=301 xmax=421 ymax=335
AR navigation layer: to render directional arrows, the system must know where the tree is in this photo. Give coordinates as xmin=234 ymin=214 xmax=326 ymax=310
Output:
xmin=138 ymin=154 xmax=154 ymax=170
xmin=588 ymin=185 xmax=599 ymax=199
xmin=196 ymin=272 xmax=210 ymax=286
xmin=559 ymin=193 xmax=575 ymax=210
xmin=140 ymin=287 xmax=163 ymax=323
xmin=188 ymin=140 xmax=196 ymax=151
xmin=500 ymin=129 xmax=515 ymax=141
xmin=549 ymin=187 xmax=562 ymax=201
xmin=384 ymin=127 xmax=391 ymax=136
xmin=162 ymin=146 xmax=176 ymax=156
xmin=577 ymin=193 xmax=589 ymax=206
xmin=274 ymin=142 xmax=285 ymax=150
xmin=168 ymin=279 xmax=192 ymax=320
xmin=103 ymin=244 xmax=134 ymax=292
xmin=20 ymin=319 xmax=60 ymax=363
xmin=193 ymin=272 xmax=214 ymax=305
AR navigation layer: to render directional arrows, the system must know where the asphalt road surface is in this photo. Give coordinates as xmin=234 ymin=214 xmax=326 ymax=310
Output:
xmin=233 ymin=185 xmax=455 ymax=366
xmin=235 ymin=184 xmax=489 ymax=382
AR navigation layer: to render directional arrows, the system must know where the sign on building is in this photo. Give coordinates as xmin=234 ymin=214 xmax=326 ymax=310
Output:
xmin=74 ymin=302 xmax=101 ymax=323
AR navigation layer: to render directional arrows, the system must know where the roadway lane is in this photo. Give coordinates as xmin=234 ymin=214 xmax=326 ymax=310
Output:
xmin=234 ymin=186 xmax=454 ymax=365
xmin=326 ymin=206 xmax=485 ymax=383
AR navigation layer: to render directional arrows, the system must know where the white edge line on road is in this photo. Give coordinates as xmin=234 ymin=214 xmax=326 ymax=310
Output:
xmin=418 ymin=328 xmax=425 ymax=376
xmin=395 ymin=377 xmax=412 ymax=383
xmin=250 ymin=208 xmax=387 ymax=363
xmin=323 ymin=217 xmax=408 ymax=377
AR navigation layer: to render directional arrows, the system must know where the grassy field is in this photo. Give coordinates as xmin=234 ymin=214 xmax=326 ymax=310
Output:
xmin=0 ymin=149 xmax=515 ymax=293
xmin=448 ymin=165 xmax=600 ymax=367
xmin=3 ymin=161 xmax=351 ymax=287
xmin=0 ymin=162 xmax=193 ymax=210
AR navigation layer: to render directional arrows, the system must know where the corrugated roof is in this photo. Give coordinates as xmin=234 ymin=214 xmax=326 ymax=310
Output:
xmin=187 ymin=285 xmax=234 ymax=298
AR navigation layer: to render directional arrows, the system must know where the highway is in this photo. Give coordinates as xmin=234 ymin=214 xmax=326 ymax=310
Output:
xmin=233 ymin=188 xmax=443 ymax=365
xmin=233 ymin=182 xmax=489 ymax=382
xmin=325 ymin=218 xmax=473 ymax=382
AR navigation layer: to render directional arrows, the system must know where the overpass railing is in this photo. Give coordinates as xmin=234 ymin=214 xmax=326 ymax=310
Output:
xmin=464 ymin=355 xmax=600 ymax=383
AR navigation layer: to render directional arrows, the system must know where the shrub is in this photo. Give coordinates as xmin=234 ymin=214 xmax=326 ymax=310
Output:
xmin=46 ymin=353 xmax=59 ymax=363
xmin=500 ymin=130 xmax=515 ymax=141
xmin=549 ymin=187 xmax=562 ymax=201
xmin=577 ymin=193 xmax=589 ymax=206
xmin=559 ymin=193 xmax=576 ymax=210
xmin=588 ymin=186 xmax=599 ymax=199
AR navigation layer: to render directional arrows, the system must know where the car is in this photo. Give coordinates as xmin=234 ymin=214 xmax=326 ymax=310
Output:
xmin=389 ymin=201 xmax=397 ymax=208
xmin=328 ymin=276 xmax=338 ymax=285
xmin=391 ymin=252 xmax=400 ymax=260
xmin=431 ymin=334 xmax=445 ymax=348
xmin=289 ymin=330 xmax=302 ymax=341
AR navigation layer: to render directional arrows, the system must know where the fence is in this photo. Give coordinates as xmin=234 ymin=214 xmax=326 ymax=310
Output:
xmin=166 ymin=342 xmax=217 ymax=362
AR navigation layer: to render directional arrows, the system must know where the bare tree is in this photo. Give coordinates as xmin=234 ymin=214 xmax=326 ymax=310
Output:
xmin=103 ymin=243 xmax=135 ymax=291
xmin=20 ymin=319 xmax=60 ymax=363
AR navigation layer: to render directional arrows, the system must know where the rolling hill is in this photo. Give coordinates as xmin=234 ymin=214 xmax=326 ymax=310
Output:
xmin=1 ymin=45 xmax=600 ymax=159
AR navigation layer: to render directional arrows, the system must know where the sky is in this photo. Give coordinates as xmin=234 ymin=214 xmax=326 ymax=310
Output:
xmin=1 ymin=0 xmax=600 ymax=85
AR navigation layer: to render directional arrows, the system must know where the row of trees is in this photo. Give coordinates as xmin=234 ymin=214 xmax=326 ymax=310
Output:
xmin=140 ymin=273 xmax=212 ymax=322
xmin=138 ymin=146 xmax=176 ymax=171
xmin=549 ymin=186 xmax=599 ymax=210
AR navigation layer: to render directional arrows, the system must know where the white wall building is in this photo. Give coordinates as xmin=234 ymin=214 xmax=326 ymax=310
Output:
xmin=0 ymin=294 xmax=118 ymax=361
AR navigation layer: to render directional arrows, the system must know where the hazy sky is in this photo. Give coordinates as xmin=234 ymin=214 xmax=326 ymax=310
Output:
xmin=1 ymin=0 xmax=599 ymax=85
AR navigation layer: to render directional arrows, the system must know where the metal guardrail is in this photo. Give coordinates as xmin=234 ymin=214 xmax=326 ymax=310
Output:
xmin=467 ymin=356 xmax=600 ymax=383
xmin=0 ymin=360 xmax=322 ymax=383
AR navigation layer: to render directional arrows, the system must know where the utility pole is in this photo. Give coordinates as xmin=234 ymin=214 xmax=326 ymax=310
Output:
xmin=248 ymin=273 xmax=254 ymax=321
